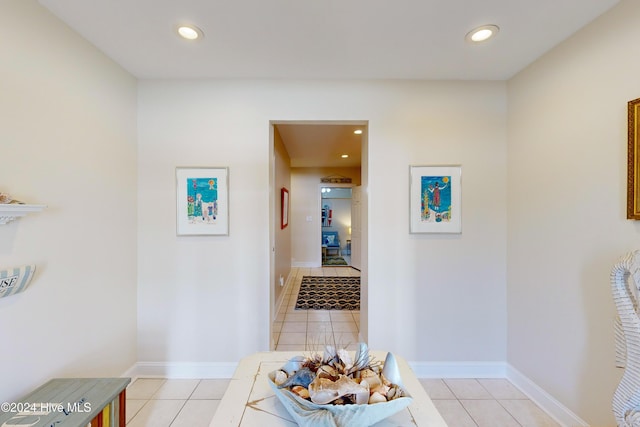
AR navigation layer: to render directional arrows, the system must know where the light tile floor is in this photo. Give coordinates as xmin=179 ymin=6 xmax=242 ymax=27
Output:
xmin=125 ymin=267 xmax=561 ymax=426
xmin=125 ymin=378 xmax=229 ymax=427
xmin=273 ymin=266 xmax=361 ymax=352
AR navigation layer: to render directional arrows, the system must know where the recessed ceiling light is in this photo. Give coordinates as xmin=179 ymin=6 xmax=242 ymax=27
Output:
xmin=341 ymin=154 xmax=349 ymax=158
xmin=465 ymin=25 xmax=499 ymax=43
xmin=177 ymin=25 xmax=203 ymax=40
xmin=354 ymin=129 xmax=363 ymax=135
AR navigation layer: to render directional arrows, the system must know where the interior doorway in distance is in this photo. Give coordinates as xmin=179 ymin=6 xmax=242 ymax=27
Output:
xmin=320 ymin=186 xmax=352 ymax=267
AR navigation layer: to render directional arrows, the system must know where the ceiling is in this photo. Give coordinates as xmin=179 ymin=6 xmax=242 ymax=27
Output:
xmin=38 ymin=0 xmax=618 ymax=81
xmin=36 ymin=0 xmax=620 ymax=167
xmin=275 ymin=124 xmax=364 ymax=168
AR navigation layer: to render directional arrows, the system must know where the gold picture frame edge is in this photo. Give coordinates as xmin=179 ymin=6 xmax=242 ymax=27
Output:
xmin=628 ymin=98 xmax=640 ymax=219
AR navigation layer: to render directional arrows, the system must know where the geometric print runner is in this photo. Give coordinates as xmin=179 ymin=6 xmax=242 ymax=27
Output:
xmin=295 ymin=276 xmax=360 ymax=310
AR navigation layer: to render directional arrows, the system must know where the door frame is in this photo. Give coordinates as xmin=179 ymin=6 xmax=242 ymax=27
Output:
xmin=318 ymin=183 xmax=353 ymax=266
xmin=268 ymin=120 xmax=369 ymax=349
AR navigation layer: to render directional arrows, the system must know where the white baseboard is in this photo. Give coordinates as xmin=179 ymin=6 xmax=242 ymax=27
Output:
xmin=409 ymin=361 xmax=588 ymax=427
xmin=123 ymin=359 xmax=588 ymax=427
xmin=121 ymin=363 xmax=138 ymax=380
xmin=273 ymin=270 xmax=295 ymax=322
xmin=506 ymin=364 xmax=589 ymax=427
xmin=129 ymin=362 xmax=237 ymax=379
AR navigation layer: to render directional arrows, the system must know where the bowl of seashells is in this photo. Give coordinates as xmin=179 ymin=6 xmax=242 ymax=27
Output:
xmin=268 ymin=342 xmax=412 ymax=427
xmin=0 ymin=193 xmax=17 ymax=204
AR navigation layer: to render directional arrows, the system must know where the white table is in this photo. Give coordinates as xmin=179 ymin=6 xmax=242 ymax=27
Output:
xmin=210 ymin=351 xmax=448 ymax=426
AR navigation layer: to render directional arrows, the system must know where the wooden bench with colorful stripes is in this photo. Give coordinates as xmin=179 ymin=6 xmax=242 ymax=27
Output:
xmin=0 ymin=377 xmax=130 ymax=427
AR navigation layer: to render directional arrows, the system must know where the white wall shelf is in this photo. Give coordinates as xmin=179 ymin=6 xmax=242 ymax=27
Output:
xmin=0 ymin=204 xmax=46 ymax=225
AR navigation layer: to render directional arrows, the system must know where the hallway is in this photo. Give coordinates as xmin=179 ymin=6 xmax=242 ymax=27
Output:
xmin=273 ymin=266 xmax=361 ymax=351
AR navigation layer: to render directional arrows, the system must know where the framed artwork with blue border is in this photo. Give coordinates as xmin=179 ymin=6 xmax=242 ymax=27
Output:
xmin=409 ymin=165 xmax=461 ymax=233
xmin=176 ymin=166 xmax=229 ymax=236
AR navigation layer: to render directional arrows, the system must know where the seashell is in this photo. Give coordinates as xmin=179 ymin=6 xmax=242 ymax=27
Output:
xmin=381 ymin=374 xmax=392 ymax=387
xmin=368 ymin=391 xmax=387 ymax=404
xmin=337 ymin=348 xmax=353 ymax=371
xmin=281 ymin=356 xmax=306 ymax=375
xmin=323 ymin=345 xmax=337 ymax=361
xmin=387 ymin=386 xmax=396 ymax=400
xmin=346 ymin=342 xmax=371 ymax=375
xmin=309 ymin=375 xmax=370 ymax=405
xmin=273 ymin=370 xmax=288 ymax=386
xmin=354 ymin=342 xmax=370 ymax=365
xmin=291 ymin=385 xmax=310 ymax=399
xmin=278 ymin=367 xmax=316 ymax=389
xmin=387 ymin=385 xmax=405 ymax=401
xmin=360 ymin=374 xmax=382 ymax=389
xmin=308 ymin=377 xmax=341 ymax=404
xmin=317 ymin=365 xmax=338 ymax=380
xmin=359 ymin=369 xmax=377 ymax=379
xmin=381 ymin=352 xmax=403 ymax=386
xmin=331 ymin=360 xmax=346 ymax=373
xmin=371 ymin=383 xmax=390 ymax=396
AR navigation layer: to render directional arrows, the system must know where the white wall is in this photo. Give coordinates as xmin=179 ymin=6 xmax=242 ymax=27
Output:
xmin=273 ymin=127 xmax=291 ymax=319
xmin=137 ymin=80 xmax=507 ymax=364
xmin=0 ymin=0 xmax=137 ymax=401
xmin=5 ymin=1 xmax=636 ymax=422
xmin=507 ymin=1 xmax=640 ymax=424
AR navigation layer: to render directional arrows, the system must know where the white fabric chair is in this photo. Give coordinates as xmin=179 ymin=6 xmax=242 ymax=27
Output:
xmin=611 ymin=250 xmax=640 ymax=426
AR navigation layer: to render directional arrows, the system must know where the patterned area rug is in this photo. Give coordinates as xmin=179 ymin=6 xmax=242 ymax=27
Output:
xmin=295 ymin=276 xmax=360 ymax=310
xmin=323 ymin=256 xmax=348 ymax=266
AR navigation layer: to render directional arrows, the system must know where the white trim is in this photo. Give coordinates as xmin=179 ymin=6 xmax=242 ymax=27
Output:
xmin=506 ymin=364 xmax=589 ymax=427
xmin=121 ymin=363 xmax=138 ymax=379
xmin=129 ymin=362 xmax=236 ymax=379
xmin=409 ymin=361 xmax=507 ymax=378
xmin=0 ymin=204 xmax=46 ymax=225
xmin=122 ymin=360 xmax=589 ymax=427
xmin=409 ymin=361 xmax=588 ymax=427
xmin=274 ymin=270 xmax=295 ymax=321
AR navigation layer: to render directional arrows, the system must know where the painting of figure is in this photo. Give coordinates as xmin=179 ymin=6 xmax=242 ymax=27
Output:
xmin=410 ymin=165 xmax=460 ymax=233
xmin=421 ymin=175 xmax=452 ymax=223
xmin=176 ymin=167 xmax=228 ymax=236
xmin=186 ymin=177 xmax=218 ymax=224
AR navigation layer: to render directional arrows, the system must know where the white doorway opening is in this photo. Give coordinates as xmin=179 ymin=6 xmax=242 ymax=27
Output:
xmin=268 ymin=120 xmax=369 ymax=350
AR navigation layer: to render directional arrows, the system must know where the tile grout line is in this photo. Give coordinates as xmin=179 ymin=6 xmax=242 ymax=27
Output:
xmin=443 ymin=379 xmax=480 ymax=427
xmin=474 ymin=379 xmax=524 ymax=426
xmin=125 ymin=399 xmax=148 ymax=426
xmin=494 ymin=399 xmax=525 ymax=427
xmin=167 ymin=399 xmax=190 ymax=427
xmin=492 ymin=401 xmax=522 ymax=426
xmin=446 ymin=378 xmax=527 ymax=427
